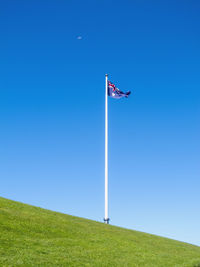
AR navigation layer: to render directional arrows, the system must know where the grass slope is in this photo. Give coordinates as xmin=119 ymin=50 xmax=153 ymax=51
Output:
xmin=0 ymin=197 xmax=200 ymax=267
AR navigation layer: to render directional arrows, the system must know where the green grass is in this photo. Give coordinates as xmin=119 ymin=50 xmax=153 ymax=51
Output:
xmin=0 ymin=197 xmax=200 ymax=267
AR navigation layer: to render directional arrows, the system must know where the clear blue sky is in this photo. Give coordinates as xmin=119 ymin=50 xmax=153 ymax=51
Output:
xmin=0 ymin=0 xmax=200 ymax=245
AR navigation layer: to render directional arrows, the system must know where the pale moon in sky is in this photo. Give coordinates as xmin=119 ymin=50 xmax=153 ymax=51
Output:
xmin=77 ymin=36 xmax=82 ymax=40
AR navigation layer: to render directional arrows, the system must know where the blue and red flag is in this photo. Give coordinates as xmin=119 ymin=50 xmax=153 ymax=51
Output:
xmin=108 ymin=81 xmax=131 ymax=99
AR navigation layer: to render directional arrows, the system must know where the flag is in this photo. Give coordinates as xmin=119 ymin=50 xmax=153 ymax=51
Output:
xmin=108 ymin=81 xmax=131 ymax=99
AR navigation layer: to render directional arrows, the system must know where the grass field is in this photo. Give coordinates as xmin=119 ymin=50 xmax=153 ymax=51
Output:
xmin=0 ymin=196 xmax=200 ymax=266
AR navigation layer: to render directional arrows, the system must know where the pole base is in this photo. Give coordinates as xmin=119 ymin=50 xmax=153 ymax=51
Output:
xmin=104 ymin=218 xmax=110 ymax=224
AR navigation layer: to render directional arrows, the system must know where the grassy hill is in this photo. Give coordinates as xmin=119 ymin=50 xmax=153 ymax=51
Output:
xmin=0 ymin=197 xmax=200 ymax=267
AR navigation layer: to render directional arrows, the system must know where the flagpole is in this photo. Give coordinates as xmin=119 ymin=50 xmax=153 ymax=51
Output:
xmin=104 ymin=74 xmax=109 ymax=224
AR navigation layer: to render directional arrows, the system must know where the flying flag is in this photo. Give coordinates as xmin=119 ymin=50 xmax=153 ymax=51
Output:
xmin=108 ymin=81 xmax=131 ymax=99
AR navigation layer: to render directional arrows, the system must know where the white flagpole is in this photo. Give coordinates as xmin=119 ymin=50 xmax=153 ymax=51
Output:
xmin=104 ymin=74 xmax=109 ymax=224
